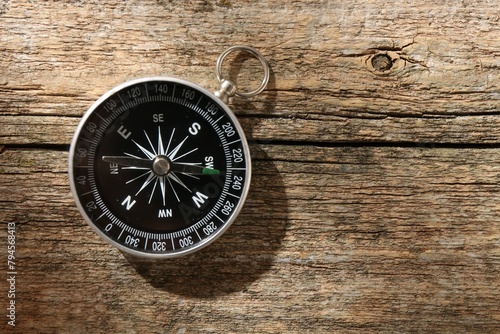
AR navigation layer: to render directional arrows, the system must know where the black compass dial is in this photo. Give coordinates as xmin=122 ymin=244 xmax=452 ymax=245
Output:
xmin=69 ymin=78 xmax=251 ymax=257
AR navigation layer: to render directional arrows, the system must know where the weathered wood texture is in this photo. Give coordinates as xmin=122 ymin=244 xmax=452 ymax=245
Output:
xmin=1 ymin=0 xmax=499 ymax=333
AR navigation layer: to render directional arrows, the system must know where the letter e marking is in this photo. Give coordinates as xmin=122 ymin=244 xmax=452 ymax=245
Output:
xmin=117 ymin=125 xmax=132 ymax=139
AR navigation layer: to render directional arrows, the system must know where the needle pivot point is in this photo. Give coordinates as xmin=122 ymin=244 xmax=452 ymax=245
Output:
xmin=152 ymin=155 xmax=171 ymax=176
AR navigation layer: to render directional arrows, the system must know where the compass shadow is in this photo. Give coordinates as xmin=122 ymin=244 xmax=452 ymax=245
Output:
xmin=125 ymin=65 xmax=287 ymax=298
xmin=124 ymin=148 xmax=288 ymax=298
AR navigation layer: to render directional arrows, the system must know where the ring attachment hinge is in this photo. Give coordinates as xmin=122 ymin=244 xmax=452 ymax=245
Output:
xmin=214 ymin=79 xmax=238 ymax=103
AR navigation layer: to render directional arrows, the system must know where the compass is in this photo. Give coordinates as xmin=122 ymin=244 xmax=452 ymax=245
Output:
xmin=69 ymin=46 xmax=270 ymax=258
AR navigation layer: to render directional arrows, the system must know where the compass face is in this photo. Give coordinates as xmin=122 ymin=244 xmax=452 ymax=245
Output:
xmin=69 ymin=77 xmax=251 ymax=257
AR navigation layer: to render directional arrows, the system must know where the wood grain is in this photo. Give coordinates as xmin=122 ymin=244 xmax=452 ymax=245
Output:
xmin=1 ymin=0 xmax=499 ymax=333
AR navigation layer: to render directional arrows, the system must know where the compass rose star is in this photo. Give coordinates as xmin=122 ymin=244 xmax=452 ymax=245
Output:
xmin=157 ymin=126 xmax=165 ymax=156
xmin=119 ymin=127 xmax=207 ymax=205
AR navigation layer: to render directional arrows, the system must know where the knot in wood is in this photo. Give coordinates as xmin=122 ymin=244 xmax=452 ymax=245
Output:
xmin=371 ymin=54 xmax=393 ymax=72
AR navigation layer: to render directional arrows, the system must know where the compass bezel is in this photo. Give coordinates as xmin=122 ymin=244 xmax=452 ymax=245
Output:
xmin=69 ymin=77 xmax=251 ymax=258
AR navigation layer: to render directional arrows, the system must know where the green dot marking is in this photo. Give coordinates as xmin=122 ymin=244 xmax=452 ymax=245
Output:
xmin=202 ymin=168 xmax=220 ymax=175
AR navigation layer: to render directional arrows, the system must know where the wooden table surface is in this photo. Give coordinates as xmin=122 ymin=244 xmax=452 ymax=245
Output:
xmin=1 ymin=1 xmax=499 ymax=333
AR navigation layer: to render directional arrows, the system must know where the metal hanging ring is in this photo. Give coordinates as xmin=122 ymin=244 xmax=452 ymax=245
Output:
xmin=215 ymin=45 xmax=270 ymax=98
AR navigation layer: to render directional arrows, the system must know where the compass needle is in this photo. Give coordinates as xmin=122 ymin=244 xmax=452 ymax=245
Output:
xmin=203 ymin=167 xmax=221 ymax=175
xmin=69 ymin=46 xmax=268 ymax=257
xmin=170 ymin=162 xmax=221 ymax=175
xmin=102 ymin=155 xmax=153 ymax=169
